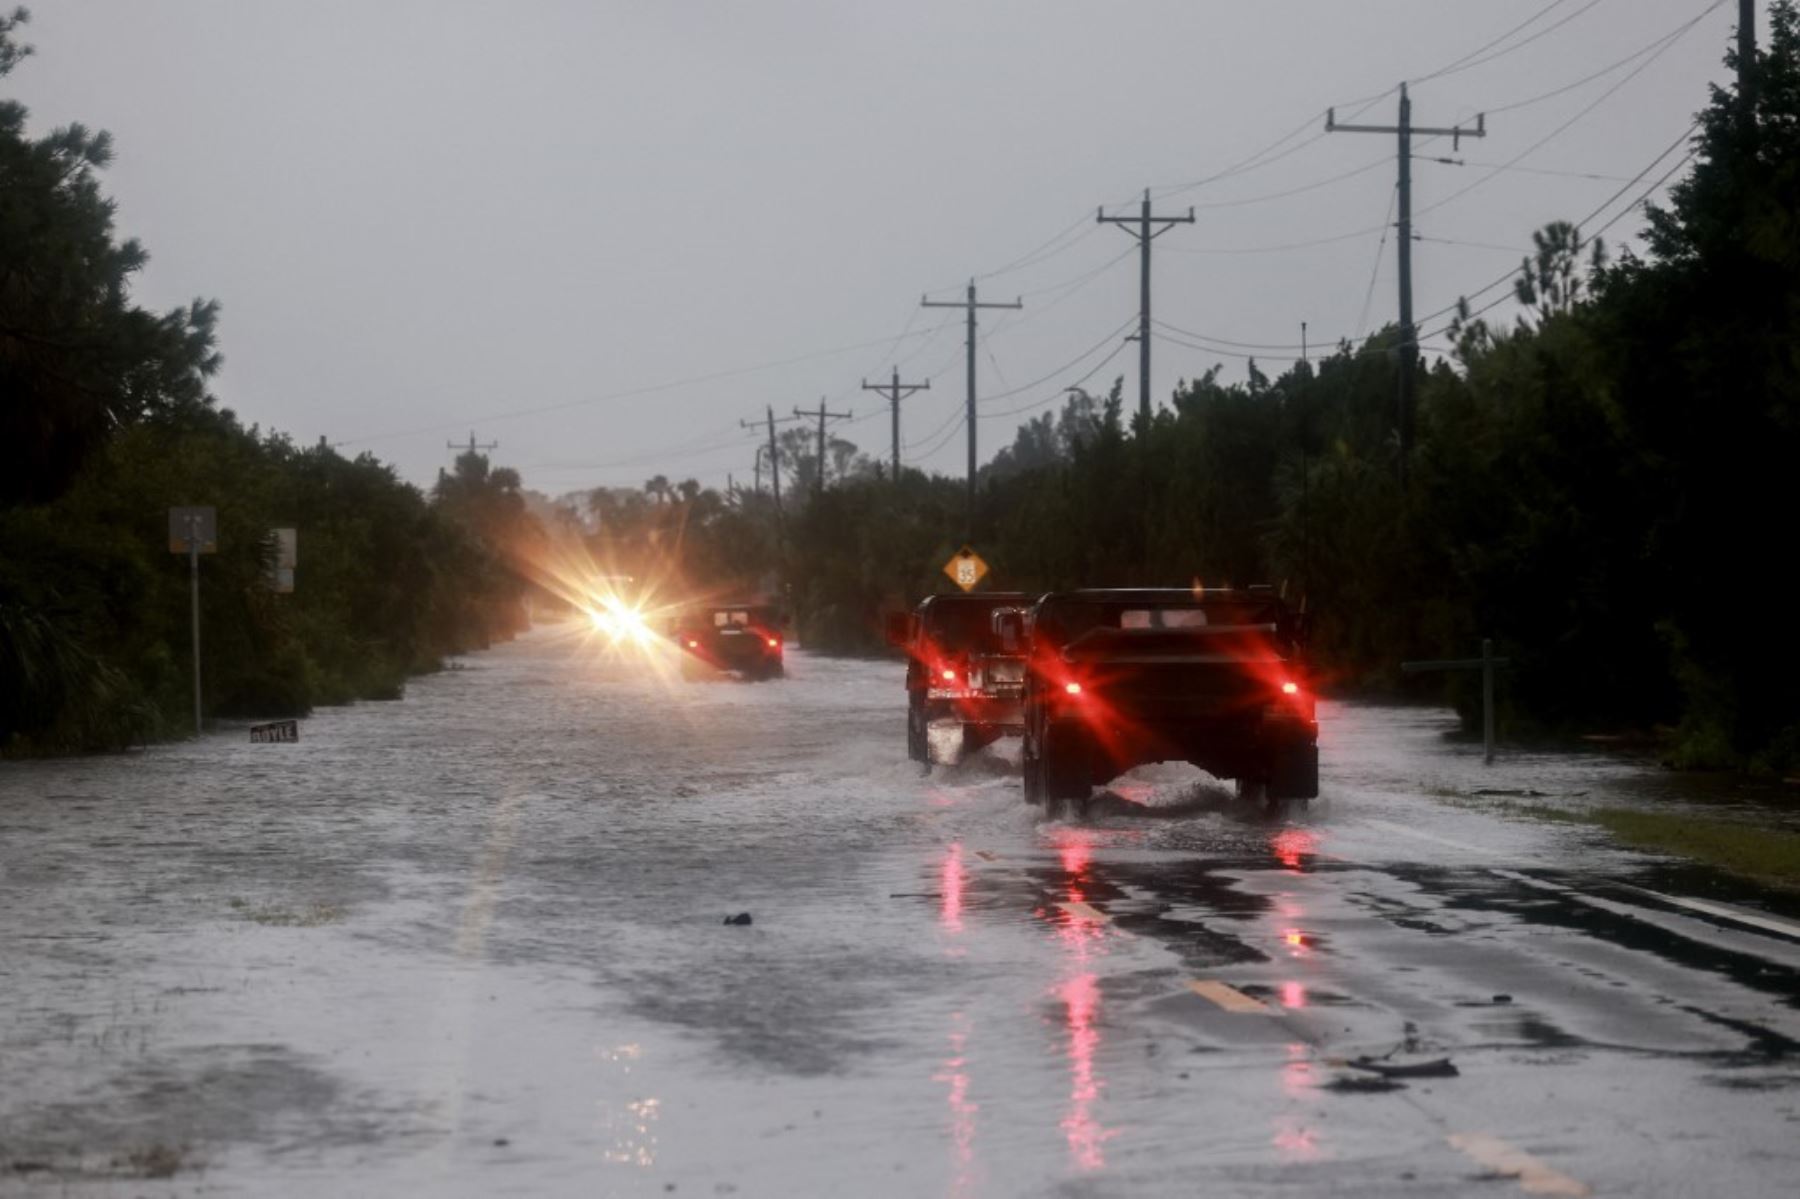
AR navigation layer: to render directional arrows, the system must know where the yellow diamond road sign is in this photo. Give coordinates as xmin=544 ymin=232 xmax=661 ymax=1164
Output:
xmin=943 ymin=546 xmax=989 ymax=592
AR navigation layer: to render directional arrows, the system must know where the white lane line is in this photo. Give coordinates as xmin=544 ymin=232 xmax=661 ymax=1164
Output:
xmin=1610 ymin=883 xmax=1800 ymax=942
xmin=1365 ymin=818 xmax=1495 ymax=858
xmin=1374 ymin=822 xmax=1800 ymax=946
xmin=1447 ymin=1133 xmax=1590 ymax=1197
xmin=1187 ymin=980 xmax=1271 ymax=1014
xmin=1058 ymin=900 xmax=1108 ymax=924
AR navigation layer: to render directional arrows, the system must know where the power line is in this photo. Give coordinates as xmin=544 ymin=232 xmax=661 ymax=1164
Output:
xmin=335 ymin=325 xmax=942 ymax=446
xmin=1414 ymin=11 xmax=1711 ymax=222
xmin=1356 ymin=184 xmax=1400 ymax=338
xmin=981 ymin=338 xmax=1134 ymax=421
xmin=1419 ymin=159 xmax=1635 ymax=184
xmin=1480 ymin=1 xmax=1728 ymax=118
xmin=1412 ymin=0 xmax=1607 ymax=86
xmin=1411 ymin=118 xmax=1699 ymax=331
xmin=976 ymin=316 xmax=1139 ymax=404
xmin=1187 ymin=155 xmax=1392 ymax=211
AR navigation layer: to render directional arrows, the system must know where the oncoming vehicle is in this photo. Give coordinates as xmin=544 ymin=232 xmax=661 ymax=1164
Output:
xmin=886 ymin=592 xmax=1031 ymax=765
xmin=671 ymin=604 xmax=785 ymax=681
xmin=1001 ymin=587 xmax=1317 ymax=818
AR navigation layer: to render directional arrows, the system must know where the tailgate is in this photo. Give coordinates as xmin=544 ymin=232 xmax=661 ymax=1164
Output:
xmin=1061 ymin=627 xmax=1283 ymax=718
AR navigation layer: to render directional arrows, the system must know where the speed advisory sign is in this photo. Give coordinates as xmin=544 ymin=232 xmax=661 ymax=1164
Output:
xmin=942 ymin=546 xmax=990 ymax=593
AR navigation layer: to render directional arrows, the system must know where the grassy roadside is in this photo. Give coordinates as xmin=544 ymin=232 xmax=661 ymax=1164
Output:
xmin=1581 ymin=809 xmax=1800 ymax=892
xmin=1447 ymin=793 xmax=1800 ymax=891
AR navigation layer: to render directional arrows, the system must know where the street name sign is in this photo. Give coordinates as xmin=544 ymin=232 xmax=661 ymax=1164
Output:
xmin=250 ymin=720 xmax=299 ymax=743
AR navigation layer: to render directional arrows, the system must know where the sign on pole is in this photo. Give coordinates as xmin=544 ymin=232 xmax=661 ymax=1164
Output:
xmin=168 ymin=506 xmax=217 ymax=554
xmin=942 ymin=546 xmax=990 ymax=593
xmin=169 ymin=506 xmax=217 ymax=737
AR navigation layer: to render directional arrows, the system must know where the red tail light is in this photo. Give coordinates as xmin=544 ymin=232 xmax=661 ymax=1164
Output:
xmin=687 ymin=639 xmax=699 ymax=649
xmin=1280 ymin=680 xmax=1300 ymax=696
xmin=767 ymin=637 xmax=780 ymax=649
xmin=1064 ymin=681 xmax=1083 ymax=696
xmin=941 ymin=668 xmax=958 ymax=682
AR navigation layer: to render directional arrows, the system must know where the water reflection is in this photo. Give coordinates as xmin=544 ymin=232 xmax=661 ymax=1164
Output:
xmin=935 ymin=1010 xmax=980 ymax=1197
xmin=1271 ymin=1042 xmax=1321 ymax=1161
xmin=940 ymin=842 xmax=966 ymax=934
xmin=1048 ymin=829 xmax=1115 ymax=1171
xmin=1272 ymin=826 xmax=1317 ymax=871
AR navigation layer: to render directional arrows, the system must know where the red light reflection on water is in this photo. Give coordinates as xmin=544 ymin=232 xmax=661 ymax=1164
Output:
xmin=1056 ymin=834 xmax=1092 ymax=881
xmin=1280 ymin=981 xmax=1307 ymax=1009
xmin=1272 ymin=1042 xmax=1324 ymax=1161
xmin=941 ymin=842 xmax=966 ymax=933
xmin=1048 ymin=831 xmax=1115 ymax=1171
xmin=1058 ymin=972 xmax=1111 ymax=1170
xmin=1272 ymin=827 xmax=1316 ymax=870
xmin=934 ymin=1012 xmax=980 ymax=1197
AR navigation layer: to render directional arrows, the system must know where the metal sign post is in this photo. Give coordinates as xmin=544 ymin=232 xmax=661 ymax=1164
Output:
xmin=168 ymin=507 xmax=218 ymax=736
xmin=1402 ymin=639 xmax=1511 ymax=764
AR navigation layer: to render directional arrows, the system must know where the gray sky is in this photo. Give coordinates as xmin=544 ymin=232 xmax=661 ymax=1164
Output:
xmin=13 ymin=0 xmax=1746 ymax=497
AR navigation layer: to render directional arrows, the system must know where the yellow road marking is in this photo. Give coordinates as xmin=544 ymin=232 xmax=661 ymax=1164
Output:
xmin=1447 ymin=1133 xmax=1590 ymax=1197
xmin=1058 ymin=900 xmax=1108 ymax=923
xmin=1187 ymin=980 xmax=1271 ymax=1013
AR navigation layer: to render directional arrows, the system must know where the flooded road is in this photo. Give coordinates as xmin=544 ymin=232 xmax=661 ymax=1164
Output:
xmin=3 ymin=622 xmax=1799 ymax=1196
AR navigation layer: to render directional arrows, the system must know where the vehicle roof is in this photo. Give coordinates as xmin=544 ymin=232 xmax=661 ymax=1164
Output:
xmin=916 ymin=591 xmax=1030 ymax=612
xmin=1035 ymin=586 xmax=1282 ymax=606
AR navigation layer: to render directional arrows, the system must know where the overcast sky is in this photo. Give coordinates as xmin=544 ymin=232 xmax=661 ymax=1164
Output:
xmin=12 ymin=0 xmax=1747 ymax=497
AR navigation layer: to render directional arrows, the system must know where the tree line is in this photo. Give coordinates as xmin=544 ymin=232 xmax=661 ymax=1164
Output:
xmin=595 ymin=8 xmax=1799 ymax=773
xmin=0 ymin=11 xmax=535 ymax=753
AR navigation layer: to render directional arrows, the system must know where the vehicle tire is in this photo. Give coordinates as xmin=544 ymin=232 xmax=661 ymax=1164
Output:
xmin=907 ymin=699 xmax=927 ymax=763
xmin=1022 ymin=729 xmax=1044 ymax=804
xmin=1269 ymin=744 xmax=1318 ymax=800
xmin=1235 ymin=775 xmax=1268 ymax=805
xmin=1042 ymin=725 xmax=1090 ymax=806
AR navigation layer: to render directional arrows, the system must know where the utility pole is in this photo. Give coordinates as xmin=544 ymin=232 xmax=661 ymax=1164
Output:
xmin=862 ymin=368 xmax=930 ymax=483
xmin=1739 ymin=0 xmax=1758 ymax=128
xmin=793 ymin=398 xmax=854 ymax=500
xmin=741 ymin=406 xmax=802 ymax=545
xmin=447 ymin=431 xmax=498 ymax=459
xmin=1299 ymin=322 xmax=1310 ymax=591
xmin=922 ymin=280 xmax=1022 ymax=540
xmin=1328 ymin=86 xmax=1486 ymax=488
xmin=1099 ymin=189 xmax=1195 ymax=425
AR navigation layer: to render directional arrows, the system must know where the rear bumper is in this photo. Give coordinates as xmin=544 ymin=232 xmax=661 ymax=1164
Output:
xmin=1045 ymin=711 xmax=1316 ymax=767
xmin=923 ymin=693 xmax=1024 ymax=730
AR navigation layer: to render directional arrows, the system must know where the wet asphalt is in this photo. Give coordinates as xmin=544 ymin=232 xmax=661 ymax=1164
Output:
xmin=2 ymin=621 xmax=1798 ymax=1197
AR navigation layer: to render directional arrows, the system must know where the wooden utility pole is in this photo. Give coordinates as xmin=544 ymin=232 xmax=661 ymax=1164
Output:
xmin=794 ymin=399 xmax=853 ymax=499
xmin=1739 ymin=0 xmax=1758 ymax=128
xmin=862 ymin=368 xmax=930 ymax=482
xmin=921 ymin=281 xmax=1022 ymax=539
xmin=1099 ymin=189 xmax=1194 ymax=425
xmin=741 ymin=406 xmax=802 ymax=544
xmin=1328 ymin=87 xmax=1486 ymax=488
xmin=447 ymin=431 xmax=498 ymax=460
